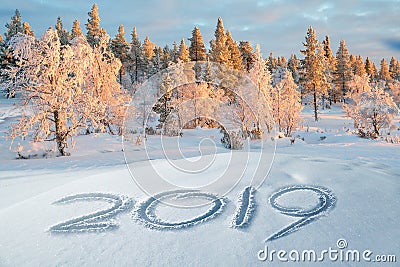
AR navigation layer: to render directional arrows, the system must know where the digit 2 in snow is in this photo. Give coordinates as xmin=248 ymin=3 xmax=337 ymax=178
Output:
xmin=48 ymin=185 xmax=336 ymax=242
xmin=48 ymin=193 xmax=133 ymax=233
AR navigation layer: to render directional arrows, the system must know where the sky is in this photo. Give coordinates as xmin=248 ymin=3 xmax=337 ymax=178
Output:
xmin=0 ymin=0 xmax=399 ymax=63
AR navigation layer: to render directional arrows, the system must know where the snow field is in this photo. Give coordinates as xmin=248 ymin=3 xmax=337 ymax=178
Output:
xmin=0 ymin=100 xmax=399 ymax=266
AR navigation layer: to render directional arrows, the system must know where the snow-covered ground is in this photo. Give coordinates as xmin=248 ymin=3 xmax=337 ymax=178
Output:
xmin=0 ymin=98 xmax=399 ymax=266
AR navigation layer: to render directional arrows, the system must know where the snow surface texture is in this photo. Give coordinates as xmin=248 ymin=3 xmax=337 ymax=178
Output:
xmin=266 ymin=185 xmax=336 ymax=242
xmin=133 ymin=190 xmax=227 ymax=230
xmin=230 ymin=186 xmax=257 ymax=229
xmin=1 ymin=99 xmax=399 ymax=266
xmin=48 ymin=193 xmax=134 ymax=233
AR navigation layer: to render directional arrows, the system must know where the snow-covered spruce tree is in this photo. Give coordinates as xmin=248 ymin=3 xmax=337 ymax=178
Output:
xmin=352 ymin=55 xmax=366 ymax=76
xmin=128 ymin=27 xmax=144 ymax=83
xmin=344 ymin=83 xmax=398 ymax=138
xmin=322 ymin=35 xmax=336 ymax=106
xmin=163 ymin=109 xmax=180 ymax=136
xmin=22 ymin=22 xmax=34 ymax=37
xmin=271 ymin=69 xmax=303 ymax=137
xmin=188 ymin=27 xmax=206 ymax=62
xmin=151 ymin=48 xmax=169 ymax=76
xmin=0 ymin=40 xmax=16 ymax=98
xmin=239 ymin=41 xmax=255 ymax=72
xmin=397 ymin=60 xmax=400 ymax=81
xmin=5 ymin=30 xmax=96 ymax=156
xmin=142 ymin=36 xmax=155 ymax=77
xmin=170 ymin=41 xmax=179 ymax=63
xmin=142 ymin=36 xmax=154 ymax=61
xmin=300 ymin=26 xmax=328 ymax=121
xmin=267 ymin=53 xmax=279 ymax=73
xmin=153 ymin=73 xmax=174 ymax=134
xmin=334 ymin=39 xmax=352 ymax=102
xmin=159 ymin=46 xmax=168 ymax=70
xmin=5 ymin=9 xmax=23 ymax=42
xmin=150 ymin=46 xmax=163 ymax=75
xmin=379 ymin=58 xmax=391 ymax=82
xmin=388 ymin=57 xmax=398 ymax=80
xmin=225 ymin=31 xmax=242 ymax=70
xmin=55 ymin=17 xmax=71 ymax=45
xmin=71 ymin=20 xmax=83 ymax=39
xmin=178 ymin=38 xmax=190 ymax=62
xmin=161 ymin=45 xmax=171 ymax=69
xmin=111 ymin=24 xmax=130 ymax=83
xmin=203 ymin=60 xmax=214 ymax=85
xmin=221 ymin=131 xmax=243 ymax=150
xmin=364 ymin=57 xmax=375 ymax=80
xmin=209 ymin=17 xmax=229 ymax=65
xmin=86 ymin=4 xmax=102 ymax=47
xmin=397 ymin=60 xmax=400 ymax=80
xmin=287 ymin=54 xmax=300 ymax=82
xmin=371 ymin=62 xmax=379 ymax=81
xmin=1 ymin=9 xmax=24 ymax=98
xmin=277 ymin=56 xmax=287 ymax=68
xmin=271 ymin=66 xmax=287 ymax=87
xmin=349 ymin=55 xmax=356 ymax=73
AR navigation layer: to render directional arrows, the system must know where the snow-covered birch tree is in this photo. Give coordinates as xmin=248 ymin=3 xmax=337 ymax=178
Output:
xmin=5 ymin=30 xmax=95 ymax=156
xmin=248 ymin=45 xmax=273 ymax=137
xmin=344 ymin=83 xmax=398 ymax=138
xmin=271 ymin=69 xmax=302 ymax=136
xmin=4 ymin=30 xmax=129 ymax=156
xmin=85 ymin=33 xmax=130 ymax=134
xmin=346 ymin=74 xmax=372 ymax=102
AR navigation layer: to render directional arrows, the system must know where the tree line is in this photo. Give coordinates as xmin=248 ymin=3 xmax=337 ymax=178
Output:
xmin=0 ymin=5 xmax=399 ymax=155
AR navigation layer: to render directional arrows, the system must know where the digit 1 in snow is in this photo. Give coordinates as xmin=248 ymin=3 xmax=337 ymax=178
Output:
xmin=230 ymin=186 xmax=257 ymax=229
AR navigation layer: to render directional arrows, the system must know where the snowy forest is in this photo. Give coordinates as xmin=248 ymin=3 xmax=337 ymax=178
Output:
xmin=1 ymin=5 xmax=399 ymax=156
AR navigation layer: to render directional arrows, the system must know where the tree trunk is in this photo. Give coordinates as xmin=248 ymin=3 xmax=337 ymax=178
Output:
xmin=135 ymin=57 xmax=139 ymax=82
xmin=373 ymin=124 xmax=379 ymax=137
xmin=313 ymin=85 xmax=318 ymax=122
xmin=372 ymin=113 xmax=380 ymax=137
xmin=6 ymin=88 xmax=15 ymax=99
xmin=54 ymin=110 xmax=67 ymax=156
xmin=277 ymin=92 xmax=281 ymax=132
xmin=163 ymin=98 xmax=168 ymax=135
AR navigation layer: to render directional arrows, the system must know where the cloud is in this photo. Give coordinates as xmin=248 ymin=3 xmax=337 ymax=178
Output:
xmin=0 ymin=0 xmax=398 ymax=63
xmin=384 ymin=39 xmax=400 ymax=51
